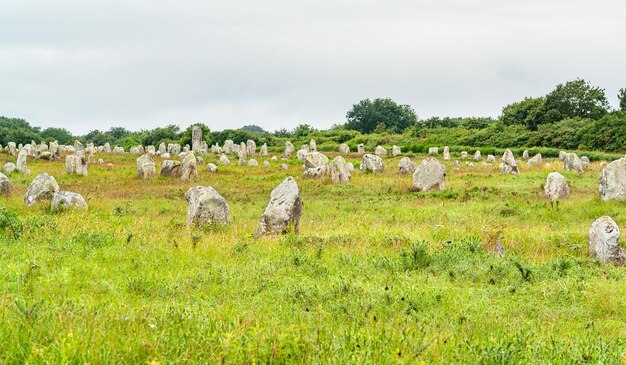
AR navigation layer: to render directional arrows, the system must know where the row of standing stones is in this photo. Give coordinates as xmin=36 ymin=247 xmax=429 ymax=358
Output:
xmin=1 ymin=130 xmax=625 ymax=264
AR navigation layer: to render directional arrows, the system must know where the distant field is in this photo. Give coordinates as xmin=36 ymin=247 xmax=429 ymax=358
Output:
xmin=1 ymin=152 xmax=625 ymax=364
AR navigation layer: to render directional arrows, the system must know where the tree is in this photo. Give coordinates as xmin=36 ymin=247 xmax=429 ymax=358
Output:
xmin=543 ymin=79 xmax=609 ymax=122
xmin=618 ymin=88 xmax=626 ymax=112
xmin=293 ymin=124 xmax=316 ymax=138
xmin=239 ymin=124 xmax=266 ymax=133
xmin=41 ymin=127 xmax=74 ymax=145
xmin=345 ymin=98 xmax=417 ymax=134
xmin=500 ymin=97 xmax=546 ymax=130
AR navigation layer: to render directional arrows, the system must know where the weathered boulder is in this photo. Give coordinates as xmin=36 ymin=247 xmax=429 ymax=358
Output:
xmin=460 ymin=151 xmax=468 ymax=159
xmin=207 ymin=163 xmax=218 ymax=172
xmin=544 ymin=172 xmax=569 ymax=201
xmin=564 ymin=153 xmax=584 ymax=173
xmin=357 ymin=144 xmax=365 ymax=154
xmin=330 ymin=156 xmax=350 ymax=184
xmin=218 ymin=154 xmax=231 ymax=165
xmin=3 ymin=162 xmax=16 ymax=174
xmin=247 ymin=139 xmax=256 ymax=156
xmin=347 ymin=162 xmax=355 ymax=172
xmin=375 ymin=146 xmax=387 ymax=156
xmin=296 ymin=149 xmax=307 ymax=161
xmin=136 ymin=154 xmax=156 ymax=179
xmin=599 ymin=158 xmax=626 ymax=201
xmin=0 ymin=172 xmax=10 ymax=197
xmin=398 ymin=157 xmax=417 ymax=175
xmin=8 ymin=142 xmax=17 ymax=155
xmin=16 ymin=149 xmax=30 ymax=175
xmin=74 ymin=140 xmax=84 ymax=151
xmin=303 ymin=165 xmax=329 ymax=178
xmin=280 ymin=164 xmax=288 ymax=171
xmin=339 ymin=143 xmax=350 ymax=154
xmin=65 ymin=154 xmax=88 ymax=176
xmin=499 ymin=149 xmax=519 ymax=175
xmin=309 ymin=139 xmax=317 ymax=152
xmin=428 ymin=147 xmax=439 ymax=156
xmin=248 ymin=159 xmax=258 ymax=167
xmin=522 ymin=150 xmax=529 ymax=160
xmin=25 ymin=173 xmax=59 ymax=206
xmin=360 ymin=154 xmax=384 ymax=173
xmin=51 ymin=191 xmax=88 ymax=211
xmin=185 ymin=186 xmax=230 ymax=227
xmin=474 ymin=150 xmax=481 ymax=161
xmin=181 ymin=152 xmax=198 ymax=180
xmin=412 ymin=157 xmax=446 ymax=191
xmin=263 ymin=161 xmax=270 ymax=167
xmin=161 ymin=160 xmax=182 ymax=177
xmin=527 ymin=153 xmax=543 ymax=167
xmin=284 ymin=141 xmax=295 ymax=157
xmin=392 ymin=145 xmax=401 ymax=156
xmin=558 ymin=151 xmax=567 ymax=161
xmin=192 ymin=125 xmax=202 ymax=153
xmin=256 ymin=177 xmax=302 ymax=237
xmin=260 ymin=143 xmax=268 ymax=156
xmin=589 ymin=216 xmax=625 ymax=265
xmin=443 ymin=146 xmax=450 ymax=160
xmin=223 ymin=140 xmax=235 ymax=154
xmin=304 ymin=151 xmax=329 ymax=169
xmin=487 ymin=155 xmax=496 ymax=163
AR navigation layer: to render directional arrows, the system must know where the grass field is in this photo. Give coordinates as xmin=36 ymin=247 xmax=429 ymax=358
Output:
xmin=1 ymin=151 xmax=625 ymax=364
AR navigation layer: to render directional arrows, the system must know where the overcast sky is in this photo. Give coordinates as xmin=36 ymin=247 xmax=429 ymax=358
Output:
xmin=1 ymin=0 xmax=625 ymax=134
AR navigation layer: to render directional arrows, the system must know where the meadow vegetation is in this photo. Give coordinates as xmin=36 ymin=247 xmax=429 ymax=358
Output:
xmin=1 ymin=151 xmax=625 ymax=363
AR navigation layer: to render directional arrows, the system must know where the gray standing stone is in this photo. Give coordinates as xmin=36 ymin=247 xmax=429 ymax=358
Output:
xmin=499 ymin=149 xmax=519 ymax=175
xmin=339 ymin=143 xmax=350 ymax=154
xmin=303 ymin=165 xmax=329 ymax=178
xmin=248 ymin=159 xmax=258 ymax=167
xmin=284 ymin=141 xmax=295 ymax=157
xmin=374 ymin=146 xmax=387 ymax=156
xmin=304 ymin=152 xmax=329 ymax=169
xmin=181 ymin=152 xmax=198 ymax=180
xmin=346 ymin=162 xmax=354 ymax=172
xmin=460 ymin=151 xmax=468 ymax=159
xmin=443 ymin=146 xmax=450 ymax=160
xmin=74 ymin=140 xmax=84 ymax=151
xmin=256 ymin=176 xmax=302 ymax=237
xmin=589 ymin=216 xmax=625 ymax=266
xmin=0 ymin=172 xmax=10 ymax=197
xmin=207 ymin=163 xmax=218 ymax=172
xmin=16 ymin=149 xmax=30 ymax=175
xmin=487 ymin=155 xmax=496 ymax=163
xmin=218 ymin=154 xmax=231 ymax=165
xmin=564 ymin=153 xmax=584 ymax=173
xmin=428 ymin=147 xmax=439 ymax=156
xmin=391 ymin=145 xmax=401 ymax=156
xmin=136 ymin=154 xmax=156 ymax=179
xmin=263 ymin=161 xmax=270 ymax=167
xmin=260 ymin=143 xmax=268 ymax=156
xmin=544 ymin=172 xmax=569 ymax=201
xmin=474 ymin=150 xmax=481 ymax=161
xmin=192 ymin=125 xmax=202 ymax=153
xmin=51 ymin=191 xmax=88 ymax=211
xmin=280 ymin=164 xmax=288 ymax=171
xmin=309 ymin=139 xmax=317 ymax=152
xmin=357 ymin=144 xmax=365 ymax=154
xmin=161 ymin=160 xmax=182 ymax=177
xmin=25 ymin=173 xmax=59 ymax=206
xmin=360 ymin=154 xmax=384 ymax=173
xmin=558 ymin=151 xmax=567 ymax=160
xmin=527 ymin=153 xmax=543 ymax=167
xmin=330 ymin=156 xmax=350 ymax=184
xmin=599 ymin=158 xmax=626 ymax=201
xmin=65 ymin=154 xmax=88 ymax=176
xmin=185 ymin=186 xmax=230 ymax=227
xmin=247 ymin=140 xmax=256 ymax=156
xmin=8 ymin=142 xmax=17 ymax=155
xmin=398 ymin=157 xmax=417 ymax=175
xmin=3 ymin=163 xmax=16 ymax=174
xmin=412 ymin=157 xmax=446 ymax=191
xmin=522 ymin=150 xmax=529 ymax=160
xmin=223 ymin=140 xmax=235 ymax=154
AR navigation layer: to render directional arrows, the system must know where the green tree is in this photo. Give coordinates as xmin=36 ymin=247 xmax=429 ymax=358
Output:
xmin=293 ymin=124 xmax=316 ymax=138
xmin=345 ymin=98 xmax=417 ymax=134
xmin=618 ymin=88 xmax=626 ymax=112
xmin=543 ymin=79 xmax=609 ymax=122
xmin=41 ymin=127 xmax=74 ymax=145
xmin=500 ymin=97 xmax=546 ymax=130
xmin=239 ymin=124 xmax=266 ymax=133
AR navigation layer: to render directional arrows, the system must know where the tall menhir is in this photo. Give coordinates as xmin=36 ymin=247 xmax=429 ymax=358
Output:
xmin=192 ymin=125 xmax=202 ymax=153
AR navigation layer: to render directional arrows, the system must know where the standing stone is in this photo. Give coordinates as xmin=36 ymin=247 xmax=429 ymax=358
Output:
xmin=460 ymin=151 xmax=468 ymax=159
xmin=284 ymin=141 xmax=295 ymax=157
xmin=8 ymin=142 xmax=17 ymax=155
xmin=65 ymin=154 xmax=88 ymax=176
xmin=522 ymin=150 xmax=529 ymax=160
xmin=136 ymin=154 xmax=156 ymax=179
xmin=443 ymin=146 xmax=450 ymax=160
xmin=3 ymin=163 xmax=16 ymax=173
xmin=256 ymin=177 xmax=302 ymax=237
xmin=527 ymin=153 xmax=543 ymax=167
xmin=544 ymin=172 xmax=570 ymax=201
xmin=181 ymin=152 xmax=198 ymax=180
xmin=103 ymin=142 xmax=112 ymax=153
xmin=452 ymin=160 xmax=460 ymax=169
xmin=25 ymin=173 xmax=59 ymax=206
xmin=74 ymin=140 xmax=84 ymax=151
xmin=185 ymin=186 xmax=230 ymax=227
xmin=304 ymin=152 xmax=329 ymax=169
xmin=16 ymin=149 xmax=30 ymax=175
xmin=161 ymin=160 xmax=182 ymax=177
xmin=474 ymin=150 xmax=481 ymax=161
xmin=49 ymin=141 xmax=60 ymax=159
xmin=218 ymin=155 xmax=231 ymax=165
xmin=499 ymin=149 xmax=519 ymax=175
xmin=589 ymin=216 xmax=625 ymax=265
xmin=223 ymin=140 xmax=235 ymax=154
xmin=263 ymin=161 xmax=270 ymax=167
xmin=412 ymin=157 xmax=446 ymax=191
xmin=113 ymin=146 xmax=125 ymax=153
xmin=374 ymin=146 xmax=387 ymax=156
xmin=339 ymin=143 xmax=350 ymax=154
xmin=158 ymin=143 xmax=166 ymax=155
xmin=357 ymin=144 xmax=365 ymax=154
xmin=599 ymin=158 xmax=626 ymax=201
xmin=428 ymin=147 xmax=439 ymax=156
xmin=296 ymin=149 xmax=307 ymax=161
xmin=207 ymin=163 xmax=218 ymax=172
xmin=192 ymin=125 xmax=202 ymax=153
xmin=346 ymin=162 xmax=354 ymax=172
xmin=260 ymin=143 xmax=268 ymax=156
xmin=392 ymin=145 xmax=401 ymax=156
xmin=487 ymin=154 xmax=496 ymax=163
xmin=559 ymin=151 xmax=567 ymax=161
xmin=248 ymin=159 xmax=258 ymax=167
xmin=0 ymin=172 xmax=10 ymax=197
xmin=309 ymin=139 xmax=317 ymax=152
xmin=247 ymin=140 xmax=256 ymax=156
xmin=564 ymin=153 xmax=584 ymax=173
xmin=240 ymin=142 xmax=247 ymax=157
xmin=330 ymin=156 xmax=350 ymax=184
xmin=51 ymin=191 xmax=88 ymax=211
xmin=303 ymin=165 xmax=329 ymax=178
xmin=398 ymin=157 xmax=417 ymax=175
xmin=360 ymin=154 xmax=384 ymax=173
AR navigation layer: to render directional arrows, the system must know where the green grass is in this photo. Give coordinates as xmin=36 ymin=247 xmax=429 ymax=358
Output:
xmin=0 ymin=152 xmax=625 ymax=364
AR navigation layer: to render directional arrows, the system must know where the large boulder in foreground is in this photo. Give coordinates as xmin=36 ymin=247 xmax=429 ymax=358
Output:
xmin=304 ymin=151 xmax=329 ymax=169
xmin=599 ymin=158 xmax=626 ymax=201
xmin=544 ymin=172 xmax=569 ymax=201
xmin=589 ymin=216 xmax=625 ymax=266
xmin=360 ymin=154 xmax=384 ymax=173
xmin=51 ymin=191 xmax=88 ymax=211
xmin=330 ymin=156 xmax=350 ymax=184
xmin=412 ymin=157 xmax=446 ymax=191
xmin=185 ymin=186 xmax=230 ymax=227
xmin=25 ymin=173 xmax=59 ymax=206
xmin=256 ymin=177 xmax=302 ymax=237
xmin=0 ymin=172 xmax=10 ymax=197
